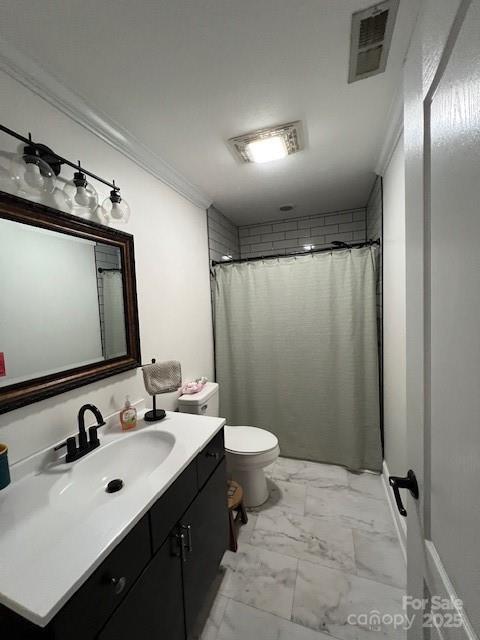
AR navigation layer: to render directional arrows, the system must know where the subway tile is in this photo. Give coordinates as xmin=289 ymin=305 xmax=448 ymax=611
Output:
xmin=309 ymin=235 xmax=326 ymax=246
xmin=285 ymin=229 xmax=310 ymax=240
xmin=239 ymin=227 xmax=250 ymax=238
xmin=353 ymin=210 xmax=366 ymax=222
xmin=297 ymin=218 xmax=313 ymax=229
xmin=247 ymin=224 xmax=273 ymax=235
xmin=272 ymin=239 xmax=304 ymax=250
xmin=338 ymin=221 xmax=365 ymax=233
xmin=241 ymin=234 xmax=261 ymax=245
xmin=353 ymin=231 xmax=366 ymax=241
xmin=261 ymin=231 xmax=285 ymax=242
xmin=324 ymin=212 xmax=353 ymax=225
xmin=296 ymin=217 xmax=325 ymax=230
xmin=325 ymin=232 xmax=354 ymax=243
xmin=208 ymin=207 xmax=238 ymax=234
xmin=251 ymin=241 xmax=274 ymax=252
xmin=273 ymin=221 xmax=298 ymax=232
xmin=307 ymin=217 xmax=326 ymax=229
xmin=209 ymin=221 xmax=238 ymax=245
xmin=321 ymin=224 xmax=339 ymax=235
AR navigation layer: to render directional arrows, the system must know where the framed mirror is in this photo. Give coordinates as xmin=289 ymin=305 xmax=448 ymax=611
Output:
xmin=0 ymin=191 xmax=141 ymax=413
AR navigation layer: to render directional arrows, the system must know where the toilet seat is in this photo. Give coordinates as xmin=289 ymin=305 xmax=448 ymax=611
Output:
xmin=224 ymin=426 xmax=278 ymax=455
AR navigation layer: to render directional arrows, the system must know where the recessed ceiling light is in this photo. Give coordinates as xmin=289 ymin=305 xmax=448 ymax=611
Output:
xmin=245 ymin=136 xmax=288 ymax=164
xmin=279 ymin=204 xmax=295 ymax=212
xmin=228 ymin=121 xmax=303 ymax=164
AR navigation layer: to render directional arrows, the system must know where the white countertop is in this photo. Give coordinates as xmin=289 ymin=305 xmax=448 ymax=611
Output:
xmin=0 ymin=411 xmax=225 ymax=627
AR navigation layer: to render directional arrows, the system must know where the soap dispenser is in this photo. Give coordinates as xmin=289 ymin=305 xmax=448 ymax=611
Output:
xmin=120 ymin=396 xmax=137 ymax=431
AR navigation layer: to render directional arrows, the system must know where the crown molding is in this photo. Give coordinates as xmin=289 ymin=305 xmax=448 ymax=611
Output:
xmin=0 ymin=37 xmax=212 ymax=210
xmin=375 ymin=86 xmax=404 ymax=176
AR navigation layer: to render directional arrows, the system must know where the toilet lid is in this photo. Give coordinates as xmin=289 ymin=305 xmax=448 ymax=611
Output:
xmin=224 ymin=426 xmax=278 ymax=455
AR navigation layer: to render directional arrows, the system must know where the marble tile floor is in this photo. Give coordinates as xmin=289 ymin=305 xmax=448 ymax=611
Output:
xmin=193 ymin=457 xmax=407 ymax=640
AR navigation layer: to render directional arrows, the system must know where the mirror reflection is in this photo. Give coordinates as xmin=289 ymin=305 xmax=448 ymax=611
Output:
xmin=0 ymin=217 xmax=127 ymax=388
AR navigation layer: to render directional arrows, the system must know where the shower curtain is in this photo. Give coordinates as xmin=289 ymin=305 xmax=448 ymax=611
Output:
xmin=103 ymin=271 xmax=127 ymax=360
xmin=212 ymin=247 xmax=382 ymax=472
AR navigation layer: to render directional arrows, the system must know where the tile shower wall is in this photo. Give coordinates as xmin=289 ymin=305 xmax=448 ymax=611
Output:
xmin=238 ymin=208 xmax=366 ymax=258
xmin=94 ymin=244 xmax=121 ymax=357
xmin=207 ymin=206 xmax=240 ymax=263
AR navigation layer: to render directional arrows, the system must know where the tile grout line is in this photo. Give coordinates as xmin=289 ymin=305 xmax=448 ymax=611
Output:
xmin=222 ymin=597 xmax=346 ymax=640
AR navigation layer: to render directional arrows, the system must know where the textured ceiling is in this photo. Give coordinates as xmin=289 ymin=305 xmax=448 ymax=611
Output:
xmin=0 ymin=0 xmax=417 ymax=224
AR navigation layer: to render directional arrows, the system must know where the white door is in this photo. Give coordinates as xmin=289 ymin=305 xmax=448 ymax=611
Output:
xmin=402 ymin=0 xmax=480 ymax=637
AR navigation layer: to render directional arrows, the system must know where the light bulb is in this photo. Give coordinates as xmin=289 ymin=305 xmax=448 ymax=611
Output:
xmin=111 ymin=201 xmax=123 ymax=220
xmin=10 ymin=144 xmax=55 ymax=198
xmin=63 ymin=167 xmax=98 ymax=216
xmin=74 ymin=185 xmax=91 ymax=207
xmin=24 ymin=162 xmax=44 ymax=189
xmin=101 ymin=188 xmax=130 ymax=223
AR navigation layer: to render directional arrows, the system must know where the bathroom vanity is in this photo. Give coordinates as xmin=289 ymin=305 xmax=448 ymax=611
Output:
xmin=0 ymin=413 xmax=228 ymax=639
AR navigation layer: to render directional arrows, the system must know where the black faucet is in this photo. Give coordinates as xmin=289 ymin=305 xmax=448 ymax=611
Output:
xmin=55 ymin=404 xmax=105 ymax=463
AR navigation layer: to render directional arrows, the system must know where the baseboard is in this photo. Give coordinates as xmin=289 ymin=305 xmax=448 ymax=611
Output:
xmin=425 ymin=541 xmax=478 ymax=640
xmin=381 ymin=460 xmax=407 ymax=563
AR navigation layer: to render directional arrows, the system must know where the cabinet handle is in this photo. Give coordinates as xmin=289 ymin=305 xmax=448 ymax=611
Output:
xmin=206 ymin=451 xmax=220 ymax=460
xmin=110 ymin=576 xmax=127 ymax=595
xmin=182 ymin=524 xmax=193 ymax=553
xmin=178 ymin=531 xmax=187 ymax=563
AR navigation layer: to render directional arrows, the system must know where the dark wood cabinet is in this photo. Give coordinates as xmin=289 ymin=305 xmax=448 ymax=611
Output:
xmin=0 ymin=428 xmax=227 ymax=640
xmin=181 ymin=459 xmax=229 ymax=635
xmin=98 ymin=534 xmax=185 ymax=640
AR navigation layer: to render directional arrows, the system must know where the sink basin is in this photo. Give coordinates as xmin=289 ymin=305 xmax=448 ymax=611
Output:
xmin=49 ymin=430 xmax=176 ymax=511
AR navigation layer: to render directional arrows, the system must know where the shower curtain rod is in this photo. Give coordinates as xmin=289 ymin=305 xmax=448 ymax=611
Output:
xmin=211 ymin=239 xmax=380 ymax=266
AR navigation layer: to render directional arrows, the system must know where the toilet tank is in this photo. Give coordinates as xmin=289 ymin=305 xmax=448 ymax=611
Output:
xmin=178 ymin=382 xmax=219 ymax=416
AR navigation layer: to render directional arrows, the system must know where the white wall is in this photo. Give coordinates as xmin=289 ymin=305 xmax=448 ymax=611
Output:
xmin=0 ymin=70 xmax=214 ymax=464
xmin=383 ymin=133 xmax=407 ymax=475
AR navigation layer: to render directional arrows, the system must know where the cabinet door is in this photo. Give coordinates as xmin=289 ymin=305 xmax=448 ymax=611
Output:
xmin=180 ymin=459 xmax=228 ymax=635
xmin=196 ymin=429 xmax=225 ymax=489
xmin=52 ymin=515 xmax=151 ymax=640
xmin=98 ymin=534 xmax=185 ymax=640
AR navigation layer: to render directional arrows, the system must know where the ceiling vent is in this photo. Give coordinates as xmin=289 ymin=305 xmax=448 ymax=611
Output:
xmin=228 ymin=121 xmax=303 ymax=164
xmin=348 ymin=0 xmax=399 ymax=83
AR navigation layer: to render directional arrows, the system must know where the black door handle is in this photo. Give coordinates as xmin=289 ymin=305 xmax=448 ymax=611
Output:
xmin=389 ymin=470 xmax=419 ymax=517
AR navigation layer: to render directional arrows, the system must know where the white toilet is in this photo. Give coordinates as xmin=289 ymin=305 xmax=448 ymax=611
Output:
xmin=178 ymin=382 xmax=280 ymax=507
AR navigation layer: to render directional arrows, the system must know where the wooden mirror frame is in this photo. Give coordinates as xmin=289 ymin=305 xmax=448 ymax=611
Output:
xmin=0 ymin=191 xmax=141 ymax=414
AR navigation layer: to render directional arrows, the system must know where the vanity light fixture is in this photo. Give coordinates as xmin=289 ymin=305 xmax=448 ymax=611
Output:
xmin=222 ymin=254 xmax=233 ymax=261
xmin=0 ymin=124 xmax=130 ymax=226
xmin=101 ymin=181 xmax=131 ymax=223
xmin=304 ymin=244 xmax=315 ymax=251
xmin=63 ymin=161 xmax=99 ymax=216
xmin=228 ymin=121 xmax=304 ymax=164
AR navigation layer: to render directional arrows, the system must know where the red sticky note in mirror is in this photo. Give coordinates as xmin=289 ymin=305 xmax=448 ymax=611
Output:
xmin=0 ymin=353 xmax=5 ymax=377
